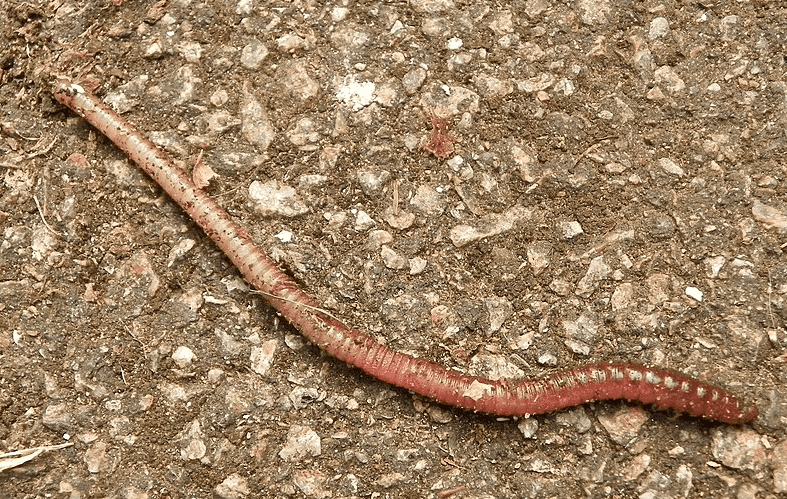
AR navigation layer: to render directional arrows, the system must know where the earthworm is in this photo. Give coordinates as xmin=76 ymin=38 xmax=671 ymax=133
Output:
xmin=52 ymin=80 xmax=758 ymax=424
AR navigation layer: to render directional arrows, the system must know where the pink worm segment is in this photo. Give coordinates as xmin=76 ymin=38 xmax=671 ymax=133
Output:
xmin=53 ymin=81 xmax=758 ymax=424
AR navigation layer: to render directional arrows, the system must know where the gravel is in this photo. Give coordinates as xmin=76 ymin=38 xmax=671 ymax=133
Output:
xmin=1 ymin=0 xmax=786 ymax=497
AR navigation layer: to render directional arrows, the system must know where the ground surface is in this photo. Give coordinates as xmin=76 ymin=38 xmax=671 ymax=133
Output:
xmin=1 ymin=0 xmax=786 ymax=497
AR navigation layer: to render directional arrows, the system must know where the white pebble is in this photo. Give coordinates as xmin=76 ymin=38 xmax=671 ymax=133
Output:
xmin=685 ymin=287 xmax=703 ymax=302
xmin=172 ymin=346 xmax=195 ymax=368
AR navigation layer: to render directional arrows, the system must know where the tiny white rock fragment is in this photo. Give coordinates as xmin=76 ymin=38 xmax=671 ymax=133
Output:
xmin=354 ymin=210 xmax=376 ymax=230
xmin=167 ymin=239 xmax=196 ymax=267
xmin=409 ymin=256 xmax=428 ymax=275
xmin=752 ymin=199 xmax=787 ymax=231
xmin=275 ymin=230 xmax=293 ymax=243
xmin=658 ymin=157 xmax=685 ymax=176
xmin=381 ymin=245 xmax=407 ymax=270
xmin=336 ymin=76 xmax=376 ymax=111
xmin=446 ymin=37 xmax=463 ymax=50
xmin=248 ymin=180 xmax=309 ymax=218
xmin=649 ymin=17 xmax=670 ymax=39
xmin=685 ymin=286 xmax=703 ymax=302
xmin=172 ymin=346 xmax=195 ymax=368
xmin=279 ymin=425 xmax=322 ymax=461
xmin=558 ymin=221 xmax=583 ymax=239
xmin=538 ymin=352 xmax=558 ymax=366
xmin=214 ymin=473 xmax=250 ymax=499
xmin=250 ymin=339 xmax=278 ymax=376
xmin=518 ymin=417 xmax=539 ymax=439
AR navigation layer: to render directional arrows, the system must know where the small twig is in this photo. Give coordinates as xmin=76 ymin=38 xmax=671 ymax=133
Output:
xmin=0 ymin=442 xmax=73 ymax=472
xmin=437 ymin=485 xmax=467 ymax=498
xmin=767 ymin=270 xmax=777 ymax=330
xmin=33 ymin=195 xmax=62 ymax=237
xmin=392 ymin=178 xmax=400 ymax=215
xmin=249 ymin=289 xmax=341 ymax=322
xmin=27 ymin=136 xmax=58 ymax=158
xmin=572 ymin=135 xmax=617 ymax=168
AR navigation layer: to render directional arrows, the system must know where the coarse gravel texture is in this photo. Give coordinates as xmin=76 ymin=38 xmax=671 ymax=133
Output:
xmin=1 ymin=0 xmax=787 ymax=498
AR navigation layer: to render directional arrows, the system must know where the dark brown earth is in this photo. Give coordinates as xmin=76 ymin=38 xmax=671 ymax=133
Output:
xmin=1 ymin=1 xmax=786 ymax=498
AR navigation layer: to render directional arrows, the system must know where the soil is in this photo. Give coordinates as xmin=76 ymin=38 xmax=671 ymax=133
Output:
xmin=1 ymin=1 xmax=787 ymax=498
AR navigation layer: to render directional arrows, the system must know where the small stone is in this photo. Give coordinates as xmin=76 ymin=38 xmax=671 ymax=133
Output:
xmin=752 ymin=200 xmax=787 ymax=231
xmin=575 ymin=256 xmax=611 ymax=297
xmin=510 ymin=331 xmax=534 ymax=351
xmin=658 ymin=157 xmax=684 ymax=176
xmin=555 ymin=407 xmax=593 ymax=433
xmin=158 ymin=382 xmax=190 ymax=404
xmin=365 ymin=229 xmax=393 ymax=250
xmin=648 ymin=17 xmax=670 ymax=40
xmin=84 ymin=440 xmax=110 ymax=473
xmin=178 ymin=419 xmax=206 ymax=461
xmin=274 ymin=230 xmax=293 ymax=243
xmin=410 ymin=184 xmax=446 ymax=216
xmin=597 ymin=406 xmax=648 ymax=446
xmin=177 ymin=41 xmax=202 ymax=62
xmin=279 ymin=425 xmax=321 ymax=461
xmin=558 ymin=221 xmax=584 ymax=239
xmin=526 ymin=241 xmax=552 ymax=275
xmin=462 ymin=379 xmax=493 ymax=401
xmin=622 ymin=453 xmax=651 ymax=481
xmin=354 ymin=210 xmax=376 ymax=230
xmin=711 ymin=427 xmax=767 ymax=470
xmin=719 ymin=15 xmax=740 ymax=40
xmin=248 ymin=180 xmax=309 ymax=218
xmin=654 ymin=66 xmax=686 ymax=94
xmin=685 ymin=286 xmax=703 ymax=302
xmin=293 ymin=470 xmax=330 ymax=497
xmin=381 ymin=246 xmax=407 ymax=269
xmin=374 ymin=472 xmax=405 ymax=489
xmin=450 ymin=205 xmax=532 ymax=247
xmin=250 ymin=339 xmax=277 ymax=376
xmin=289 ymin=387 xmax=320 ymax=409
xmin=382 ymin=207 xmax=416 ymax=230
xmin=43 ymin=403 xmax=73 ymax=433
xmin=215 ymin=328 xmax=244 ymax=356
xmin=402 ymin=67 xmax=427 ymax=94
xmin=336 ymin=76 xmax=375 ymax=111
xmin=426 ymin=405 xmax=453 ymax=423
xmin=235 ymin=0 xmax=253 ymax=15
xmin=772 ymin=438 xmax=787 ymax=493
xmin=518 ymin=417 xmax=539 ymax=438
xmin=172 ymin=346 xmax=195 ymax=368
xmin=276 ymin=59 xmax=319 ymax=101
xmin=578 ymin=0 xmax=611 ymax=25
xmin=409 ymin=257 xmax=428 ymax=275
xmin=356 ymin=169 xmax=391 ymax=197
xmin=611 ymin=283 xmax=635 ymax=311
xmin=484 ymin=296 xmax=513 ymax=332
xmin=564 ymin=339 xmax=591 ymax=355
xmin=277 ymin=33 xmax=309 ymax=52
xmin=240 ymin=86 xmax=275 ymax=150
xmin=537 ymin=352 xmax=557 ymax=366
xmin=214 ymin=473 xmax=250 ymax=499
xmin=207 ymin=368 xmax=225 ymax=383
xmin=143 ymin=40 xmax=163 ymax=59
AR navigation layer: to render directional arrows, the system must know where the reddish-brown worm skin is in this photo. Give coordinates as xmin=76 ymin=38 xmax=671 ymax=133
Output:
xmin=52 ymin=81 xmax=759 ymax=424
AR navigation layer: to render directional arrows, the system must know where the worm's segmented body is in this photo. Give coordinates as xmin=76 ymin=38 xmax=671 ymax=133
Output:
xmin=53 ymin=81 xmax=758 ymax=424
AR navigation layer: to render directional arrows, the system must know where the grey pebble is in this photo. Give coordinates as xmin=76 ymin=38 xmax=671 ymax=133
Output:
xmin=248 ymin=180 xmax=309 ymax=218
